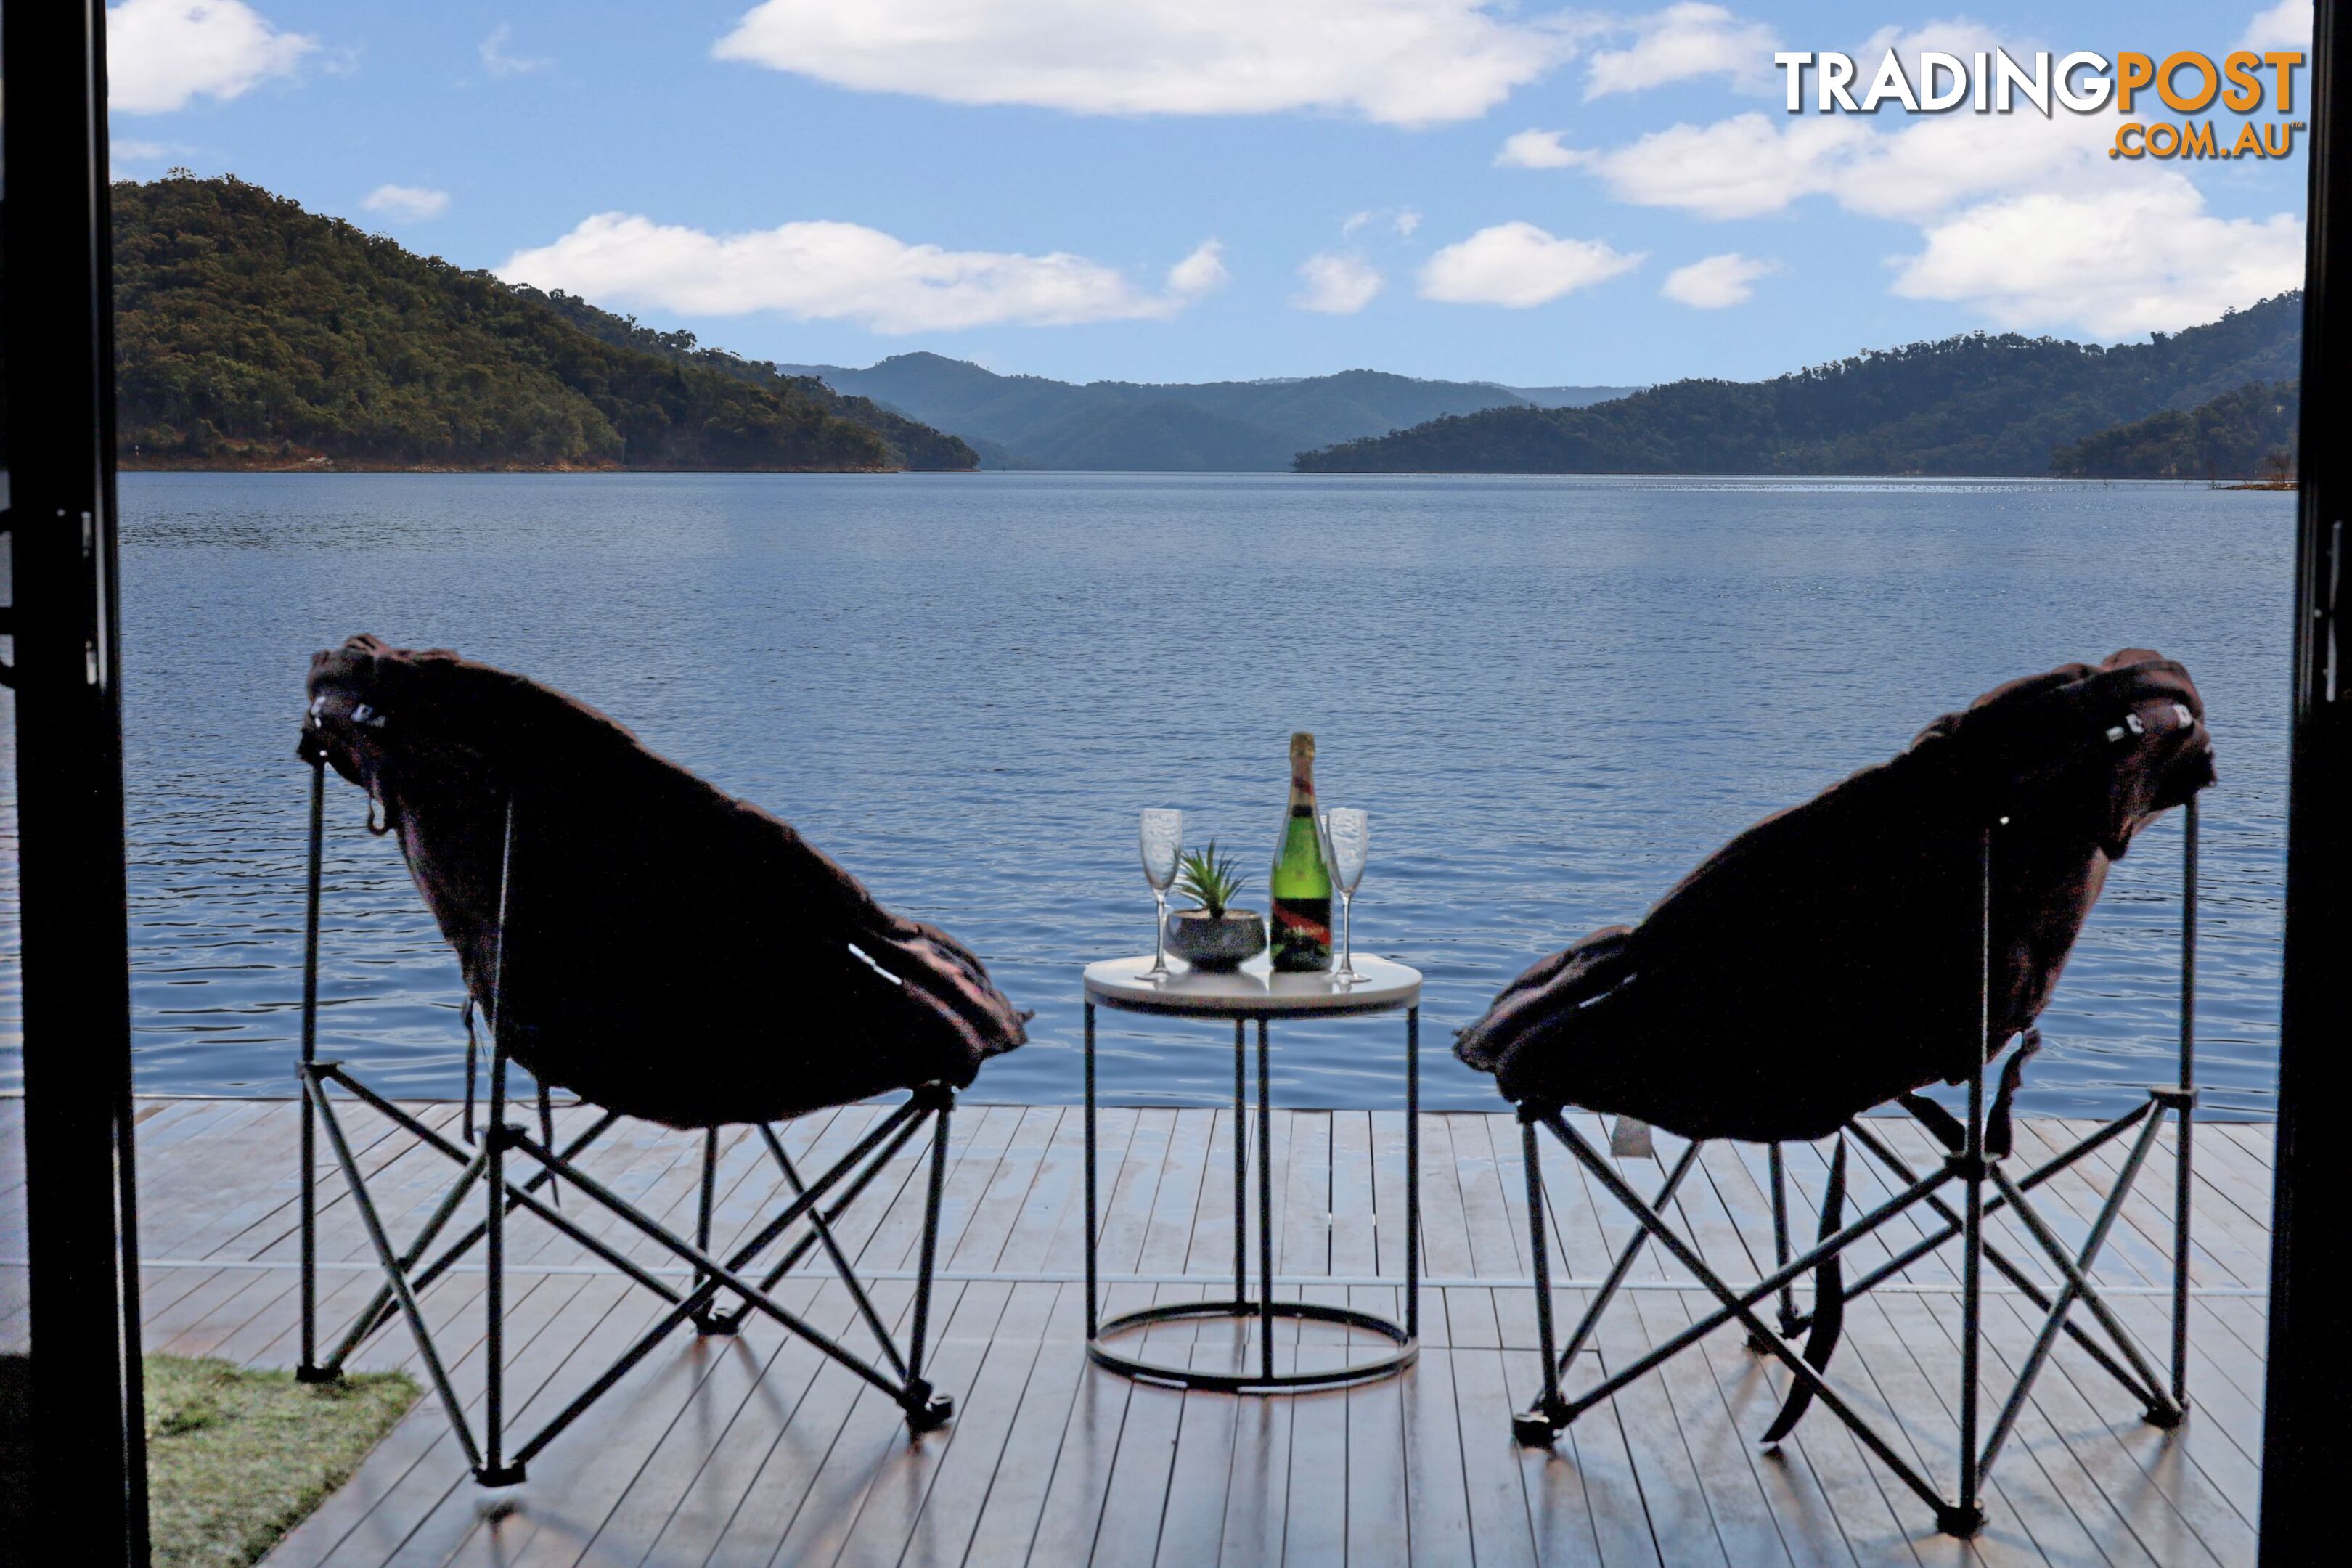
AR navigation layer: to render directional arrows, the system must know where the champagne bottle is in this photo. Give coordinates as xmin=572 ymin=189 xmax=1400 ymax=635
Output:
xmin=1269 ymin=732 xmax=1334 ymax=971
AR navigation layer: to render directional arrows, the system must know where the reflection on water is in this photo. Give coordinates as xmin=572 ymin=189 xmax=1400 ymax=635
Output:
xmin=0 ymin=471 xmax=2292 ymax=1117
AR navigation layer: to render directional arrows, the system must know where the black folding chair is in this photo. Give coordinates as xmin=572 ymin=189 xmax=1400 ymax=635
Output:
xmin=286 ymin=637 xmax=1024 ymax=1486
xmin=291 ymin=776 xmax=966 ymax=1485
xmin=1506 ymin=806 xmax=2200 ymax=1538
xmin=1463 ymin=651 xmax=2213 ymax=1537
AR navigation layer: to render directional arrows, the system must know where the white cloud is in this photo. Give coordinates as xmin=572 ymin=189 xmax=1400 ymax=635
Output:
xmin=1563 ymin=19 xmax=2118 ymax=221
xmin=712 ymin=1 xmax=1591 ymax=127
xmin=110 ymin=138 xmax=189 ymax=183
xmin=1564 ymin=99 xmax=2303 ymax=335
xmin=362 ymin=184 xmax=451 ymax=221
xmin=1355 ymin=206 xmax=1420 ymax=237
xmin=1567 ymin=97 xmax=2122 ymax=223
xmin=498 ymin=213 xmax=1227 ymax=334
xmin=1294 ymin=252 xmax=1384 ymax=313
xmin=480 ymin=23 xmax=552 ymax=78
xmin=1167 ymin=240 xmax=1231 ymax=296
xmin=1832 ymin=106 xmax=2116 ymax=222
xmin=1661 ymin=251 xmax=1775 ymax=308
xmin=1342 ymin=208 xmax=1422 ymax=238
xmin=1584 ymin=2 xmax=1777 ymax=99
xmin=1568 ymin=113 xmax=1867 ymax=219
xmin=1854 ymin=17 xmax=2009 ymax=75
xmin=2242 ymin=1 xmax=2311 ymax=50
xmin=1418 ymin=221 xmax=1641 ymax=307
xmin=107 ymin=0 xmax=314 ymax=114
xmin=1495 ymin=128 xmax=1585 ymax=168
xmin=1893 ymin=176 xmax=2305 ymax=338
xmin=1545 ymin=16 xmax=2306 ymax=337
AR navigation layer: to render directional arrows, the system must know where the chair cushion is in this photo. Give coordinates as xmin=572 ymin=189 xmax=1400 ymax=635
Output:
xmin=301 ymin=636 xmax=1026 ymax=1128
xmin=1455 ymin=650 xmax=2213 ymax=1143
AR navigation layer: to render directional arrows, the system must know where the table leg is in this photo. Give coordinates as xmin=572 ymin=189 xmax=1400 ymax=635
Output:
xmin=1259 ymin=1016 xmax=1275 ymax=1384
xmin=1085 ymin=1001 xmax=1098 ymax=1340
xmin=1234 ymin=1019 xmax=1248 ymax=1307
xmin=1407 ymin=1006 xmax=1421 ymax=1341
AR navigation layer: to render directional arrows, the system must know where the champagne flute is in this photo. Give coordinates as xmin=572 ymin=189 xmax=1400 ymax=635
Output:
xmin=1324 ymin=808 xmax=1369 ymax=984
xmin=1139 ymin=809 xmax=1184 ymax=980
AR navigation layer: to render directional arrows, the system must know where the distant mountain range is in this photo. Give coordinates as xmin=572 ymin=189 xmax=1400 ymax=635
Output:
xmin=105 ymin=174 xmax=2300 ymax=483
xmin=777 ymin=353 xmax=1641 ymax=471
xmin=1294 ymin=294 xmax=2303 ymax=477
xmin=112 ymin=175 xmax=970 ymax=473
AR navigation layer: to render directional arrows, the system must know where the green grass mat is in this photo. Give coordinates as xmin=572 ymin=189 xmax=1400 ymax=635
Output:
xmin=144 ymin=1355 xmax=418 ymax=1567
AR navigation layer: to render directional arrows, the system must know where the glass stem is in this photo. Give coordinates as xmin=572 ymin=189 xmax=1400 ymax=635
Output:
xmin=1341 ymin=891 xmax=1355 ymax=977
xmin=1152 ymin=890 xmax=1169 ymax=974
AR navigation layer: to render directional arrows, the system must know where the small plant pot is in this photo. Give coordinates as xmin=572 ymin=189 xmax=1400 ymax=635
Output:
xmin=1165 ymin=908 xmax=1266 ymax=971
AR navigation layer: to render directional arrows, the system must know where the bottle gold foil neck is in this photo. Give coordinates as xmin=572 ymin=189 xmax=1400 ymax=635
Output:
xmin=1289 ymin=731 xmax=1315 ymax=761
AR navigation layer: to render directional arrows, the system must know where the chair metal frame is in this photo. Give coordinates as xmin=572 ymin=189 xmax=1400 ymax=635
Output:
xmin=289 ymin=758 xmax=959 ymax=1487
xmin=1507 ymin=804 xmax=2202 ymax=1539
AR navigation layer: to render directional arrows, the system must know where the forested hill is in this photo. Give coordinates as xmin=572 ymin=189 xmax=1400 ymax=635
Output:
xmin=521 ymin=289 xmax=976 ymax=470
xmin=113 ymin=175 xmax=968 ymax=472
xmin=2050 ymin=381 xmax=2299 ymax=480
xmin=1294 ymin=295 xmax=2303 ymax=476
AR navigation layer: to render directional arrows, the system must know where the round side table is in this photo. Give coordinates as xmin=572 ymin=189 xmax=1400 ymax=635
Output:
xmin=1082 ymin=952 xmax=1423 ymax=1392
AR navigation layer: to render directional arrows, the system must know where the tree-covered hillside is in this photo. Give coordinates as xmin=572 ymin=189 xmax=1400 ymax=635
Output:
xmin=522 ymin=288 xmax=975 ymax=470
xmin=1294 ymin=295 xmax=2303 ymax=476
xmin=113 ymin=174 xmax=960 ymax=472
xmin=2050 ymin=381 xmax=2298 ymax=480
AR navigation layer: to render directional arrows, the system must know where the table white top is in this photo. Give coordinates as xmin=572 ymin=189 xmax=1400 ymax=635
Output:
xmin=1083 ymin=953 xmax=1421 ymax=1019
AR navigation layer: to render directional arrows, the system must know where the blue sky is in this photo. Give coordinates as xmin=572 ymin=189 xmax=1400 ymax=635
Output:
xmin=106 ymin=1 xmax=2313 ymax=386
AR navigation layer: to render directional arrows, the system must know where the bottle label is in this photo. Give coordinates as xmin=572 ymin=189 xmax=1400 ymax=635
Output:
xmin=1271 ymin=898 xmax=1333 ymax=971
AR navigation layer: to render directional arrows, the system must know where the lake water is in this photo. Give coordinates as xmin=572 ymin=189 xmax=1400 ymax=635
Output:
xmin=0 ymin=472 xmax=2293 ymax=1116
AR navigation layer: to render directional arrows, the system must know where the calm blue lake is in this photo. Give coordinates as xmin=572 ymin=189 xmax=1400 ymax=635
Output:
xmin=0 ymin=472 xmax=2295 ymax=1116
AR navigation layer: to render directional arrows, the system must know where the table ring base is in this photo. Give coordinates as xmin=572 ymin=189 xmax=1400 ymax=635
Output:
xmin=1082 ymin=955 xmax=1426 ymax=1397
xmin=1087 ymin=1299 xmax=1418 ymax=1392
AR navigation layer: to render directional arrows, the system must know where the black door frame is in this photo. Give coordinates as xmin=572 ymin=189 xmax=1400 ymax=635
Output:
xmin=2 ymin=1 xmax=149 ymax=1561
xmin=2261 ymin=3 xmax=2352 ymax=1560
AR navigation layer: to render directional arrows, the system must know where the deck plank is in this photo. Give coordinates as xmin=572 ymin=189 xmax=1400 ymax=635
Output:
xmin=1485 ymin=1115 xmax=1662 ymax=1568
xmin=1279 ymin=1112 xmax=1351 ymax=1566
xmin=7 ymin=1098 xmax=2283 ymax=1568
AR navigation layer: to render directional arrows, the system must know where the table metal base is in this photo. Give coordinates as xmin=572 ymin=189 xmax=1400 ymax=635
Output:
xmin=1082 ymin=962 xmax=1424 ymax=1397
xmin=1088 ymin=1299 xmax=1418 ymax=1392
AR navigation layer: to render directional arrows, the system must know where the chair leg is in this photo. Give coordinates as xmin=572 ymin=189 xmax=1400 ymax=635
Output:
xmin=1938 ymin=823 xmax=1996 ymax=1540
xmin=296 ymin=760 xmax=333 ymax=1384
xmin=1845 ymin=1114 xmax=2164 ymax=1411
xmin=902 ymin=1087 xmax=957 ymax=1434
xmin=2168 ymin=795 xmax=2199 ymax=1414
xmin=311 ymin=1079 xmax=485 ymax=1476
xmin=1760 ymin=1141 xmax=1807 ymax=1344
xmin=1513 ymin=1109 xmax=1572 ymax=1445
xmin=1561 ymin=1141 xmax=1701 ymax=1375
xmin=1988 ymin=1124 xmax=2183 ymax=1439
xmin=691 ymin=1128 xmax=739 ymax=1335
xmin=1541 ymin=1111 xmax=1964 ymax=1527
xmin=319 ymin=1058 xmax=968 ymax=1471
xmin=467 ymin=797 xmax=528 ymax=1487
xmin=756 ymin=1126 xmax=907 ymax=1379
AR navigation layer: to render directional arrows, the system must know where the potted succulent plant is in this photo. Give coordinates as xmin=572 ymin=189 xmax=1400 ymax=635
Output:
xmin=1164 ymin=842 xmax=1267 ymax=971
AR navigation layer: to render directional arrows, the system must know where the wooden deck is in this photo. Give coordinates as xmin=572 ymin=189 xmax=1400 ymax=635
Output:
xmin=0 ymin=1096 xmax=2275 ymax=1566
